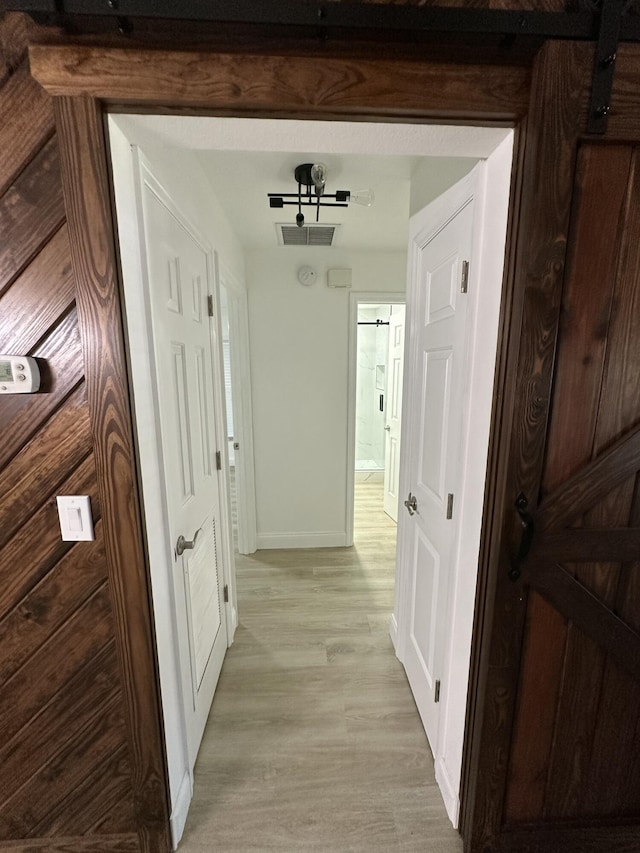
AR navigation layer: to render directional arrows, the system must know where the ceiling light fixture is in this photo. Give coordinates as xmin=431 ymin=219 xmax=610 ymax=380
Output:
xmin=268 ymin=162 xmax=374 ymax=228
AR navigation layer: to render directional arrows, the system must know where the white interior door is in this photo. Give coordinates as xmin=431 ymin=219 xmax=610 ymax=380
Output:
xmin=383 ymin=304 xmax=405 ymax=521
xmin=141 ymin=180 xmax=228 ymax=769
xmin=399 ymin=188 xmax=475 ymax=755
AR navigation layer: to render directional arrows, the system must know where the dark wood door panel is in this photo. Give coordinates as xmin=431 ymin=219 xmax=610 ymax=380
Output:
xmin=496 ymin=823 xmax=640 ymax=853
xmin=463 ymin=41 xmax=640 ymax=853
xmin=504 ymin=138 xmax=640 ymax=830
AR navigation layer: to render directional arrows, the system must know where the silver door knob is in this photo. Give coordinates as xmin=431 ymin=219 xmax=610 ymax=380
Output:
xmin=176 ymin=529 xmax=201 ymax=556
xmin=404 ymin=492 xmax=418 ymax=516
xmin=384 ymin=425 xmax=391 ymax=431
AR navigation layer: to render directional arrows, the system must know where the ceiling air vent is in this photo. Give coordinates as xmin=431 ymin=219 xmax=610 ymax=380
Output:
xmin=276 ymin=223 xmax=339 ymax=247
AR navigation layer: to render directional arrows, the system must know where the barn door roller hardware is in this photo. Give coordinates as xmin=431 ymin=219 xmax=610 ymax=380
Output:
xmin=8 ymin=0 xmax=640 ymax=131
xmin=588 ymin=0 xmax=625 ymax=135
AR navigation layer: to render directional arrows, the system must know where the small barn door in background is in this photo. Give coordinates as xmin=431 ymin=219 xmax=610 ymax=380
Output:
xmin=465 ymin=42 xmax=640 ymax=853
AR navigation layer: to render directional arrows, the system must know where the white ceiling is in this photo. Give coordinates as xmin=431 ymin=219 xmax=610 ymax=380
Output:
xmin=114 ymin=116 xmax=511 ymax=252
xmin=197 ymin=149 xmax=416 ymax=251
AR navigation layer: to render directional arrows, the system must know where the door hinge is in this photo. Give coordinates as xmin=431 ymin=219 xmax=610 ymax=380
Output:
xmin=460 ymin=260 xmax=469 ymax=294
xmin=223 ymin=584 xmax=229 ymax=603
xmin=215 ymin=450 xmax=222 ymax=470
xmin=207 ymin=294 xmax=214 ymax=317
xmin=446 ymin=493 xmax=454 ymax=519
xmin=435 ymin=679 xmax=441 ymax=703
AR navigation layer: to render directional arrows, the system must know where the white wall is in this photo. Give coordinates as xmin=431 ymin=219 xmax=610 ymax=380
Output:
xmin=246 ymin=249 xmax=406 ymax=548
xmin=110 ymin=116 xmax=246 ymax=285
xmin=410 ymin=157 xmax=478 ymax=216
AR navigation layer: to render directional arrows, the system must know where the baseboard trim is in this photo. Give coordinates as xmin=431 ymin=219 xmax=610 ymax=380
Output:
xmin=170 ymin=770 xmax=193 ymax=850
xmin=256 ymin=531 xmax=347 ymax=549
xmin=389 ymin=612 xmax=399 ymax=653
xmin=435 ymin=754 xmax=460 ymax=829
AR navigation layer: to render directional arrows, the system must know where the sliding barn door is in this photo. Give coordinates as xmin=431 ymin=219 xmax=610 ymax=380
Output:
xmin=465 ymin=42 xmax=640 ymax=853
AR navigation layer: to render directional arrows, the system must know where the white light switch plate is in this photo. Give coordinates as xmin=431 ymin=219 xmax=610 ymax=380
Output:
xmin=56 ymin=495 xmax=95 ymax=542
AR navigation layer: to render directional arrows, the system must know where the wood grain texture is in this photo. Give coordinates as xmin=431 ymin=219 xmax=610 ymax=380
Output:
xmin=463 ymin=40 xmax=592 ymax=851
xmin=539 ymin=145 xmax=632 ymax=496
xmin=0 ymin=582 xmax=113 ymax=748
xmin=0 ymin=309 xmax=84 ymax=470
xmin=0 ymin=225 xmax=74 ymax=355
xmin=0 ymin=522 xmax=105 ymax=684
xmin=503 ymin=141 xmax=640 ymax=831
xmin=0 ymin=640 xmax=120 ymax=824
xmin=533 ymin=528 xmax=640 ymax=562
xmin=0 ymin=60 xmax=54 ymax=196
xmin=52 ymin=747 xmax=136 ymax=837
xmin=536 ymin=428 xmax=640 ymax=532
xmin=0 ymin=13 xmax=32 ymax=85
xmin=0 ymin=453 xmax=100 ymax=620
xmin=0 ymin=385 xmax=91 ymax=548
xmin=528 ymin=559 xmax=640 ymax=683
xmin=0 ymin=837 xmax=139 ymax=853
xmin=496 ymin=824 xmax=640 ymax=853
xmin=0 ymin=135 xmax=65 ymax=296
xmin=0 ymin=19 xmax=143 ymax=847
xmin=53 ymin=95 xmax=170 ymax=853
xmin=608 ymin=45 xmax=640 ymax=142
xmin=504 ymin=591 xmax=566 ymax=821
xmin=29 ymin=44 xmax=529 ymax=121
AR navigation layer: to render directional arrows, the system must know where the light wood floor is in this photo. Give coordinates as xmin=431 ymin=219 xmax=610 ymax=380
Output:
xmin=179 ymin=476 xmax=463 ymax=852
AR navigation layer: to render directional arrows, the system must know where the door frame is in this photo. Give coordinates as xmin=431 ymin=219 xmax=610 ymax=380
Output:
xmin=346 ymin=291 xmax=406 ymax=547
xmin=108 ymin=136 xmax=236 ymax=846
xmin=217 ymin=260 xmax=258 ymax=556
xmin=395 ymin=146 xmax=512 ymax=825
xmin=32 ymin=34 xmax=614 ymax=852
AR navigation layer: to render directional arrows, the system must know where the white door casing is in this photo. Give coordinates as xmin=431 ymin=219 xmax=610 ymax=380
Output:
xmin=218 ymin=262 xmax=258 ymax=557
xmin=393 ymin=138 xmax=512 ymax=826
xmin=383 ymin=304 xmax=406 ymax=521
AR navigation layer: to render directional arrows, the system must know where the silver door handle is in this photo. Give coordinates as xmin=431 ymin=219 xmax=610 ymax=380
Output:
xmin=404 ymin=493 xmax=418 ymax=516
xmin=384 ymin=425 xmax=391 ymax=431
xmin=176 ymin=529 xmax=201 ymax=556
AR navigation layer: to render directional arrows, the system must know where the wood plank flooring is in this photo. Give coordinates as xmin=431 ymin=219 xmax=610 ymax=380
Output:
xmin=179 ymin=476 xmax=463 ymax=852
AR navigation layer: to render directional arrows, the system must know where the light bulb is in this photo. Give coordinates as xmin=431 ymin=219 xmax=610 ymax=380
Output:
xmin=349 ymin=188 xmax=375 ymax=207
xmin=311 ymin=162 xmax=327 ymax=195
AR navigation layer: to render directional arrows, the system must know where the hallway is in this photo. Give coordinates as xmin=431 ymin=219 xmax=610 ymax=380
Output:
xmin=179 ymin=478 xmax=463 ymax=851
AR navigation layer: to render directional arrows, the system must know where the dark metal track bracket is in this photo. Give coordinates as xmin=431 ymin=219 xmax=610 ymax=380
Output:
xmin=588 ymin=0 xmax=626 ymax=134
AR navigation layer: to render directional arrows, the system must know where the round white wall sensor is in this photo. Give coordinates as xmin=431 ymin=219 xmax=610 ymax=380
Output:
xmin=297 ymin=265 xmax=317 ymax=286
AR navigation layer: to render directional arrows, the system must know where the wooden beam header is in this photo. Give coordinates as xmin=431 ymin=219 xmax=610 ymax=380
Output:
xmin=29 ymin=44 xmax=530 ymax=121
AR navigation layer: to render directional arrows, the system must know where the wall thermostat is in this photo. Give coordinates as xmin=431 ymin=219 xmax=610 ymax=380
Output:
xmin=0 ymin=356 xmax=40 ymax=394
xmin=297 ymin=266 xmax=317 ymax=286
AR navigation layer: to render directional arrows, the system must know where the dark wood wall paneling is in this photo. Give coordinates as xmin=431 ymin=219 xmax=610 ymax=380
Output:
xmin=0 ymin=13 xmax=139 ymax=852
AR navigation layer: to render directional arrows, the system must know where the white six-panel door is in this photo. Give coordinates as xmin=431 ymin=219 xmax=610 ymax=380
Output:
xmin=399 ymin=192 xmax=474 ymax=756
xmin=383 ymin=304 xmax=406 ymax=521
xmin=141 ymin=178 xmax=228 ymax=770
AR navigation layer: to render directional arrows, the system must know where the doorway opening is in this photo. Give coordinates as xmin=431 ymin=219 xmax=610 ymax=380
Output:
xmin=348 ymin=295 xmax=406 ymax=550
xmin=108 ymin=113 xmax=513 ymax=848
